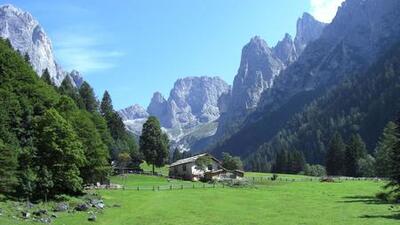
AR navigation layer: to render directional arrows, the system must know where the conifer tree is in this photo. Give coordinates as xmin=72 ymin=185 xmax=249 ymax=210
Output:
xmin=100 ymin=91 xmax=113 ymax=116
xmin=79 ymin=81 xmax=98 ymax=113
xmin=375 ymin=122 xmax=398 ymax=177
xmin=326 ymin=132 xmax=346 ymax=176
xmin=41 ymin=68 xmax=53 ymax=86
xmin=100 ymin=91 xmax=126 ymax=140
xmin=387 ymin=117 xmax=400 ymax=192
xmin=59 ymin=76 xmax=84 ymax=108
xmin=273 ymin=149 xmax=288 ymax=173
xmin=345 ymin=134 xmax=367 ymax=177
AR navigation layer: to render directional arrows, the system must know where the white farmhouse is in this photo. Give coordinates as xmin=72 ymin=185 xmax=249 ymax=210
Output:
xmin=169 ymin=153 xmax=244 ymax=181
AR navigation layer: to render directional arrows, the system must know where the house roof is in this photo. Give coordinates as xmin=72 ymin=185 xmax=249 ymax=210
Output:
xmin=169 ymin=153 xmax=220 ymax=167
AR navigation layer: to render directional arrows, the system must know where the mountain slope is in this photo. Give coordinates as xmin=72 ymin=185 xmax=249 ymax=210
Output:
xmin=246 ymin=40 xmax=400 ymax=170
xmin=210 ymin=0 xmax=400 ymax=159
xmin=214 ymin=13 xmax=326 ymax=138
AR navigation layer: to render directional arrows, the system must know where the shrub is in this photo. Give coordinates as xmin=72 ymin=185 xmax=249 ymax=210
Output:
xmin=304 ymin=164 xmax=326 ymax=177
xmin=271 ymin=174 xmax=278 ymax=181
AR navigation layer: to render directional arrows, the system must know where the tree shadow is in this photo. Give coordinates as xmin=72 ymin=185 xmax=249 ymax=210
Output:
xmin=338 ymin=195 xmax=389 ymax=205
xmin=360 ymin=214 xmax=400 ymax=220
xmin=340 ymin=195 xmax=400 ymax=221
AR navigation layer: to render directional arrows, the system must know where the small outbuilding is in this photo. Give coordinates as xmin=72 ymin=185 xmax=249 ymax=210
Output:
xmin=169 ymin=153 xmax=244 ymax=181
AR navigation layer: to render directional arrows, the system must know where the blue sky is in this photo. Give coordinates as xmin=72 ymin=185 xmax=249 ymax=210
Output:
xmin=1 ymin=0 xmax=343 ymax=110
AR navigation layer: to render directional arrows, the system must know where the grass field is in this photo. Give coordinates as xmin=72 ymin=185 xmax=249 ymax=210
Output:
xmin=0 ymin=173 xmax=398 ymax=225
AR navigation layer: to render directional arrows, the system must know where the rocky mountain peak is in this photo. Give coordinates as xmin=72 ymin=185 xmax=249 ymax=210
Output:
xmin=273 ymin=33 xmax=297 ymax=66
xmin=68 ymin=70 xmax=84 ymax=88
xmin=119 ymin=104 xmax=149 ymax=121
xmin=245 ymin=36 xmax=272 ymax=56
xmin=0 ymin=4 xmax=83 ymax=86
xmin=229 ymin=36 xmax=284 ymax=113
xmin=165 ymin=76 xmax=230 ymax=128
xmin=147 ymin=91 xmax=168 ymax=120
xmin=294 ymin=12 xmax=326 ymax=54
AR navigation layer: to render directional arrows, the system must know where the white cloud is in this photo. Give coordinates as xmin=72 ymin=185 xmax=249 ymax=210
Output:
xmin=51 ymin=29 xmax=124 ymax=74
xmin=310 ymin=0 xmax=345 ymax=23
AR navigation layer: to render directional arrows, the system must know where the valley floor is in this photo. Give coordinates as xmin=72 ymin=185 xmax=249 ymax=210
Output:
xmin=0 ymin=174 xmax=398 ymax=225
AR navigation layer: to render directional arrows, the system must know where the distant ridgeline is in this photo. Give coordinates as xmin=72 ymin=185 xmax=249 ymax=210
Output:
xmin=0 ymin=38 xmax=139 ymax=198
xmin=207 ymin=0 xmax=400 ymax=171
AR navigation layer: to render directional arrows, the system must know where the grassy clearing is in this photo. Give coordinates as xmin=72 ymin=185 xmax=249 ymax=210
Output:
xmin=0 ymin=173 xmax=398 ymax=225
xmin=139 ymin=162 xmax=169 ymax=176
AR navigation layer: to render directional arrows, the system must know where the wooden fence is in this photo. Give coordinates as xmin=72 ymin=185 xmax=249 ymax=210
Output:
xmin=111 ymin=176 xmax=385 ymax=192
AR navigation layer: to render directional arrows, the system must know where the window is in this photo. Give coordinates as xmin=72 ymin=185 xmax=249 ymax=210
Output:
xmin=182 ymin=164 xmax=186 ymax=171
xmin=207 ymin=164 xmax=213 ymax=171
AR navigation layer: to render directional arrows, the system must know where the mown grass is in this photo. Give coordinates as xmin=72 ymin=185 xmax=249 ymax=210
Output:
xmin=1 ymin=173 xmax=398 ymax=225
xmin=139 ymin=162 xmax=169 ymax=176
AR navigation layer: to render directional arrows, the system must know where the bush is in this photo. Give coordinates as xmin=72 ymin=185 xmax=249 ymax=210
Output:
xmin=304 ymin=164 xmax=326 ymax=177
xmin=271 ymin=174 xmax=278 ymax=181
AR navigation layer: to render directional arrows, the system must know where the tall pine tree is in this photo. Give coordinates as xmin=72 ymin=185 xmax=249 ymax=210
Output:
xmin=41 ymin=68 xmax=53 ymax=86
xmin=79 ymin=81 xmax=98 ymax=113
xmin=375 ymin=122 xmax=398 ymax=177
xmin=326 ymin=132 xmax=346 ymax=176
xmin=386 ymin=117 xmax=400 ymax=193
xmin=344 ymin=134 xmax=367 ymax=177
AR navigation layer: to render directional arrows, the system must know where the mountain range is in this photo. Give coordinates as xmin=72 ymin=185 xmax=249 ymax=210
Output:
xmin=3 ymin=0 xmax=400 ymax=171
xmin=119 ymin=12 xmax=326 ymax=151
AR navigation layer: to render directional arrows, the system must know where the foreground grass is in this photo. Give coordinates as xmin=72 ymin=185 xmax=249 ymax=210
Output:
xmin=1 ymin=174 xmax=398 ymax=225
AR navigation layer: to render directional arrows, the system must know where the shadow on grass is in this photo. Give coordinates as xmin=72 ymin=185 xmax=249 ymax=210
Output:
xmin=341 ymin=195 xmax=400 ymax=221
xmin=360 ymin=214 xmax=400 ymax=220
xmin=339 ymin=195 xmax=389 ymax=205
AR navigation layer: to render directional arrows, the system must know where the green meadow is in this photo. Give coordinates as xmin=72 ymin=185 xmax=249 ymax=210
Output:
xmin=1 ymin=173 xmax=398 ymax=225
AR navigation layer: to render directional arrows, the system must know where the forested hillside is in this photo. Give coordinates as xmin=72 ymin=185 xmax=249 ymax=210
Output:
xmin=245 ymin=41 xmax=400 ymax=171
xmin=0 ymin=38 xmax=139 ymax=199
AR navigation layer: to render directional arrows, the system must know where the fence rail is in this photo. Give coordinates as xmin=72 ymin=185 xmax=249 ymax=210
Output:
xmin=122 ymin=183 xmax=224 ymax=191
xmin=108 ymin=176 xmax=385 ymax=192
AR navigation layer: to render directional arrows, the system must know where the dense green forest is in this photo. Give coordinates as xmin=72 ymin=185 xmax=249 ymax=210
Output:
xmin=245 ymin=41 xmax=400 ymax=173
xmin=0 ymin=38 xmax=141 ymax=200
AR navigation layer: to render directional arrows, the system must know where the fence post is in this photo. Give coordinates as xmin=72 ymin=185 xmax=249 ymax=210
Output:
xmin=153 ymin=186 xmax=155 ymax=191
xmin=223 ymin=183 xmax=225 ymax=188
xmin=203 ymin=184 xmax=205 ymax=189
xmin=170 ymin=185 xmax=172 ymax=190
xmin=137 ymin=186 xmax=139 ymax=191
xmin=158 ymin=186 xmax=160 ymax=191
xmin=193 ymin=184 xmax=195 ymax=189
xmin=181 ymin=185 xmax=183 ymax=190
xmin=213 ymin=183 xmax=215 ymax=188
